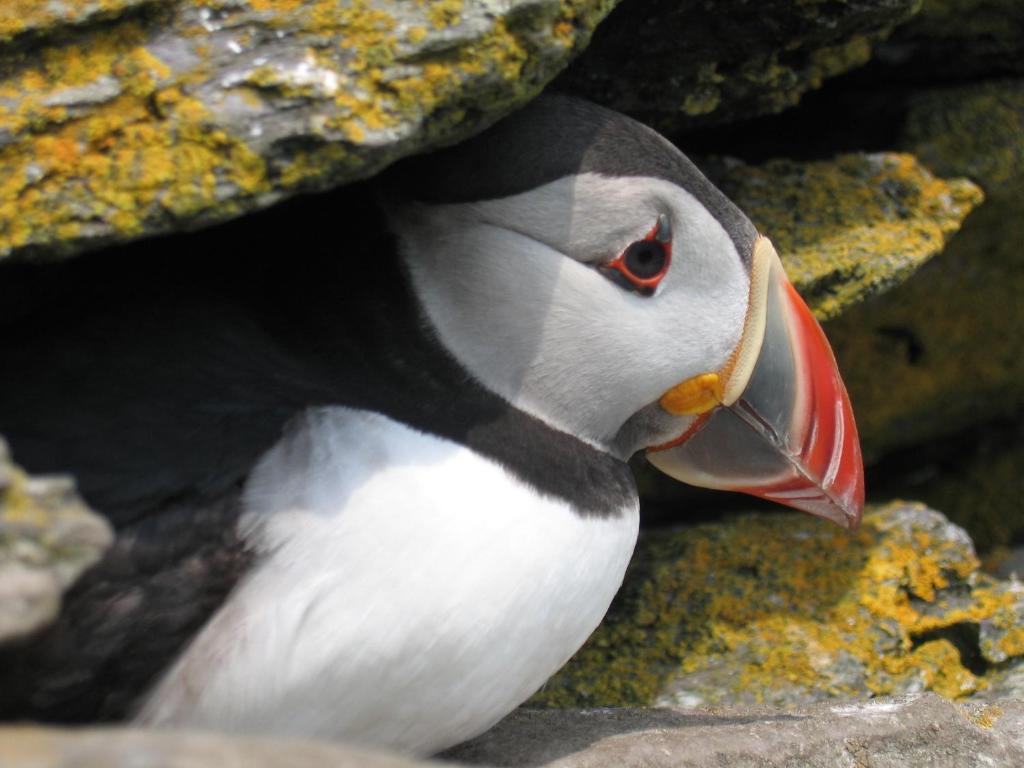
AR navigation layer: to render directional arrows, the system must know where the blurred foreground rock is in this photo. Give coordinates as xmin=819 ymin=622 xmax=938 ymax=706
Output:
xmin=0 ymin=439 xmax=111 ymax=645
xmin=6 ymin=695 xmax=1022 ymax=767
xmin=449 ymin=694 xmax=1024 ymax=767
xmin=0 ymin=0 xmax=614 ymax=262
xmin=0 ymin=725 xmax=434 ymax=768
xmin=533 ymin=502 xmax=1024 ymax=709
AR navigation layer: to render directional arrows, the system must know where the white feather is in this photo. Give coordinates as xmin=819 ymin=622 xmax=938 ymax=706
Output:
xmin=138 ymin=407 xmax=639 ymax=755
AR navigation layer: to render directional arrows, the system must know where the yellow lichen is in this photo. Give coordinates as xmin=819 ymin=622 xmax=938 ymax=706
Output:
xmin=0 ymin=20 xmax=269 ymax=256
xmin=533 ymin=503 xmax=1023 ymax=709
xmin=423 ymin=0 xmax=464 ymax=30
xmin=0 ymin=467 xmax=49 ymax=529
xmin=720 ymin=153 xmax=984 ymax=321
xmin=966 ymin=703 xmax=1004 ymax=729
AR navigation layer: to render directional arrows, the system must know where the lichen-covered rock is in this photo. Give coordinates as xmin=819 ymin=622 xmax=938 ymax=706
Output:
xmin=868 ymin=419 xmax=1024 ymax=553
xmin=532 ymin=502 xmax=1024 ymax=710
xmin=709 ymin=152 xmax=983 ymax=320
xmin=878 ymin=0 xmax=1024 ymax=80
xmin=0 ymin=438 xmax=112 ymax=644
xmin=0 ymin=0 xmax=615 ymax=261
xmin=448 ymin=695 xmax=1024 ymax=768
xmin=557 ymin=0 xmax=920 ymax=134
xmin=823 ymin=80 xmax=1024 ymax=459
xmin=983 ymin=661 xmax=1024 ymax=700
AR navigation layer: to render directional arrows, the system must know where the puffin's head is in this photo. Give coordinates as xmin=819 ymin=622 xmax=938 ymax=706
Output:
xmin=382 ymin=95 xmax=864 ymax=529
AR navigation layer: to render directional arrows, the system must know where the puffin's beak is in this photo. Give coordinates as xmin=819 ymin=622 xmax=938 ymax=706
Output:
xmin=646 ymin=237 xmax=864 ymax=529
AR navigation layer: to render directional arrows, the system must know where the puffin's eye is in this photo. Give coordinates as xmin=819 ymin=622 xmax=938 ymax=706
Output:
xmin=599 ymin=214 xmax=672 ymax=297
xmin=623 ymin=240 xmax=667 ymax=280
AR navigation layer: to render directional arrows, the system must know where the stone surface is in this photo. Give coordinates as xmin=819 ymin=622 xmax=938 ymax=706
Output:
xmin=708 ymin=152 xmax=983 ymax=321
xmin=823 ymin=80 xmax=1024 ymax=460
xmin=868 ymin=418 xmax=1024 ymax=553
xmin=0 ymin=0 xmax=615 ymax=262
xmin=557 ymin=0 xmax=920 ymax=134
xmin=0 ymin=725 xmax=439 ymax=768
xmin=447 ymin=694 xmax=1024 ymax=767
xmin=995 ymin=547 xmax=1024 ymax=582
xmin=0 ymin=438 xmax=112 ymax=645
xmin=878 ymin=0 xmax=1024 ymax=80
xmin=982 ymin=661 xmax=1024 ymax=701
xmin=532 ymin=502 xmax=1024 ymax=709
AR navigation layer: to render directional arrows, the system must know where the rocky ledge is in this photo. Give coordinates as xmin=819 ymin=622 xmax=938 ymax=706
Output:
xmin=534 ymin=502 xmax=1024 ymax=709
xmin=449 ymin=694 xmax=1024 ymax=767
xmin=6 ymin=694 xmax=1023 ymax=767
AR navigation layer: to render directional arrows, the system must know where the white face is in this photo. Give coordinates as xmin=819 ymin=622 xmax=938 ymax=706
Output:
xmin=389 ymin=172 xmax=752 ymax=456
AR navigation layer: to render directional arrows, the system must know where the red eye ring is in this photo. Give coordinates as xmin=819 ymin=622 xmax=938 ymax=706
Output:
xmin=600 ymin=214 xmax=672 ymax=297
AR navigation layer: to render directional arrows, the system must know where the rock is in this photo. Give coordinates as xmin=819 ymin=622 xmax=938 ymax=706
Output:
xmin=869 ymin=418 xmax=1024 ymax=552
xmin=556 ymin=0 xmax=920 ymax=134
xmin=532 ymin=501 xmax=1024 ymax=709
xmin=0 ymin=725 xmax=437 ymax=767
xmin=823 ymin=80 xmax=1024 ymax=459
xmin=0 ymin=0 xmax=615 ymax=262
xmin=446 ymin=694 xmax=1024 ymax=767
xmin=708 ymin=152 xmax=983 ymax=320
xmin=878 ymin=0 xmax=1024 ymax=81
xmin=0 ymin=438 xmax=112 ymax=645
xmin=995 ymin=547 xmax=1024 ymax=582
xmin=982 ymin=661 xmax=1024 ymax=700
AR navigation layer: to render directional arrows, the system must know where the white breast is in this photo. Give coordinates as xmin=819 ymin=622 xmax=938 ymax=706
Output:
xmin=138 ymin=407 xmax=639 ymax=755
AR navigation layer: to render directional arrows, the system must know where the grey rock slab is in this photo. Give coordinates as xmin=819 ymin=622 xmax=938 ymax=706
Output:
xmin=445 ymin=694 xmax=1024 ymax=768
xmin=0 ymin=726 xmax=446 ymax=768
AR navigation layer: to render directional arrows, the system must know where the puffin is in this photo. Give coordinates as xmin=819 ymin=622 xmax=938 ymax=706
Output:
xmin=0 ymin=94 xmax=863 ymax=755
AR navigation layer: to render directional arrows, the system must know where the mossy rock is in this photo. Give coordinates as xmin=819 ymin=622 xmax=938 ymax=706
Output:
xmin=0 ymin=438 xmax=111 ymax=644
xmin=557 ymin=0 xmax=920 ymax=134
xmin=533 ymin=501 xmax=1024 ymax=709
xmin=0 ymin=0 xmax=616 ymax=261
xmin=710 ymin=152 xmax=982 ymax=321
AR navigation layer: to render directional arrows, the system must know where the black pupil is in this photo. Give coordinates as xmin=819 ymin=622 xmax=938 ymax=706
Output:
xmin=624 ymin=240 xmax=665 ymax=279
